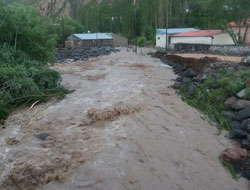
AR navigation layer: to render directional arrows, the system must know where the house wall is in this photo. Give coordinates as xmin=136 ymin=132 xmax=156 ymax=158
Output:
xmin=212 ymin=33 xmax=235 ymax=45
xmin=171 ymin=43 xmax=250 ymax=56
xmin=113 ymin=34 xmax=128 ymax=47
xmin=232 ymin=26 xmax=250 ymax=45
xmin=170 ymin=36 xmax=212 ymax=45
xmin=156 ymin=34 xmax=167 ymax=48
xmin=65 ymin=37 xmax=113 ymax=48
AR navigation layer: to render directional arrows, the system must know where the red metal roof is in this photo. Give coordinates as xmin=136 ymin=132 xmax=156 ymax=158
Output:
xmin=171 ymin=30 xmax=222 ymax=37
xmin=228 ymin=19 xmax=250 ymax=27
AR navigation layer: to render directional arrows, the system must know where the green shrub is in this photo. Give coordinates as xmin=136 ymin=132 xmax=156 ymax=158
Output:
xmin=0 ymin=47 xmax=68 ymax=121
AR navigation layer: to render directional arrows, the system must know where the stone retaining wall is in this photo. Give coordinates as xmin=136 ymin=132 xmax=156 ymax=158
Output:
xmin=171 ymin=43 xmax=250 ymax=56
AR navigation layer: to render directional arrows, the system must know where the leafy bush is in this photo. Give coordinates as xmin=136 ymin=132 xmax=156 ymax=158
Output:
xmin=0 ymin=47 xmax=68 ymax=121
xmin=136 ymin=36 xmax=147 ymax=47
xmin=0 ymin=3 xmax=57 ymax=63
xmin=0 ymin=3 xmax=68 ymax=121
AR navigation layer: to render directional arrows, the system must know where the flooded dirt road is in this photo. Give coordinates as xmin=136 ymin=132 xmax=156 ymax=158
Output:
xmin=0 ymin=48 xmax=248 ymax=190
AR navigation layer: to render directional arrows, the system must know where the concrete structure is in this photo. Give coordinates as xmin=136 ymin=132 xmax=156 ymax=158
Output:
xmin=228 ymin=19 xmax=250 ymax=45
xmin=156 ymin=28 xmax=199 ymax=48
xmin=170 ymin=30 xmax=235 ymax=45
xmin=172 ymin=43 xmax=250 ymax=56
xmin=66 ymin=33 xmax=113 ymax=48
xmin=112 ymin=34 xmax=128 ymax=47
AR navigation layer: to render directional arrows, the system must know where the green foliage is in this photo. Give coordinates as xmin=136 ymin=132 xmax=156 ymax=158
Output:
xmin=180 ymin=70 xmax=250 ymax=131
xmin=54 ymin=17 xmax=84 ymax=44
xmin=221 ymin=160 xmax=239 ymax=180
xmin=0 ymin=2 xmax=57 ymax=63
xmin=137 ymin=37 xmax=147 ymax=47
xmin=0 ymin=3 xmax=68 ymax=121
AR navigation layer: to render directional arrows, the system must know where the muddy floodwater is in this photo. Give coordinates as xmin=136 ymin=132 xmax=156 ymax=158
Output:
xmin=0 ymin=48 xmax=248 ymax=190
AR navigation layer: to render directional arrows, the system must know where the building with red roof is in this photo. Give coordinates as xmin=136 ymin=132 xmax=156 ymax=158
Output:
xmin=169 ymin=30 xmax=235 ymax=45
xmin=228 ymin=19 xmax=250 ymax=45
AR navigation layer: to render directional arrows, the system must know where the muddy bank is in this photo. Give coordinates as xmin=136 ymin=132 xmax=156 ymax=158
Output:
xmin=153 ymin=52 xmax=250 ymax=180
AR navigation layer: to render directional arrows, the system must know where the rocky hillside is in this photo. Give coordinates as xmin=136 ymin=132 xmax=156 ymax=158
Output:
xmin=7 ymin=0 xmax=106 ymax=18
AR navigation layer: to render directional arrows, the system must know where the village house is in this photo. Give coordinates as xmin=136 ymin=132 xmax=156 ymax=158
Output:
xmin=156 ymin=28 xmax=199 ymax=48
xmin=169 ymin=30 xmax=235 ymax=45
xmin=65 ymin=33 xmax=128 ymax=48
xmin=228 ymin=19 xmax=250 ymax=45
xmin=65 ymin=33 xmax=113 ymax=48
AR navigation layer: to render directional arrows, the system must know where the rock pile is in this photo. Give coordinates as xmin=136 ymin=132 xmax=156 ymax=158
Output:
xmin=56 ymin=47 xmax=120 ymax=63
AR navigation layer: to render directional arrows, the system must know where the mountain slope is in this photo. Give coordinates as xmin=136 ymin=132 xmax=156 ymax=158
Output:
xmin=4 ymin=0 xmax=105 ymax=18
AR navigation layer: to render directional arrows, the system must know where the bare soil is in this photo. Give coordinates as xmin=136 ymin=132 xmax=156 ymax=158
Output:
xmin=173 ymin=53 xmax=242 ymax=63
xmin=0 ymin=48 xmax=248 ymax=190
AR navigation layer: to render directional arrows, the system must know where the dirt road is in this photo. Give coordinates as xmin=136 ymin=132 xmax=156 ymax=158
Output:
xmin=0 ymin=48 xmax=248 ymax=190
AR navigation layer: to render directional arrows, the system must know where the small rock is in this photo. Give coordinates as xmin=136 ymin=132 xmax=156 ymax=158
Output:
xmin=182 ymin=77 xmax=191 ymax=83
xmin=34 ymin=133 xmax=50 ymax=141
xmin=187 ymin=84 xmax=196 ymax=96
xmin=183 ymin=68 xmax=196 ymax=77
xmin=176 ymin=77 xmax=183 ymax=82
xmin=222 ymin=111 xmax=235 ymax=120
xmin=241 ymin=119 xmax=250 ymax=132
xmin=220 ymin=148 xmax=247 ymax=163
xmin=224 ymin=97 xmax=237 ymax=108
xmin=6 ymin=138 xmax=19 ymax=145
xmin=210 ymin=83 xmax=219 ymax=89
xmin=173 ymin=82 xmax=181 ymax=89
xmin=237 ymin=89 xmax=246 ymax=99
xmin=242 ymin=138 xmax=250 ymax=150
xmin=240 ymin=56 xmax=250 ymax=66
xmin=231 ymin=99 xmax=250 ymax=110
xmin=229 ymin=129 xmax=247 ymax=139
xmin=237 ymin=108 xmax=250 ymax=121
xmin=231 ymin=120 xmax=242 ymax=129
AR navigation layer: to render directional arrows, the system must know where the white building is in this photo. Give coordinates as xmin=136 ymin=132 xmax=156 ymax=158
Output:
xmin=156 ymin=28 xmax=199 ymax=48
xmin=170 ymin=30 xmax=235 ymax=45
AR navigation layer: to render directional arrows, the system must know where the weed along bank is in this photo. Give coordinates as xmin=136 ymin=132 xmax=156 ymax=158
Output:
xmin=65 ymin=33 xmax=113 ymax=48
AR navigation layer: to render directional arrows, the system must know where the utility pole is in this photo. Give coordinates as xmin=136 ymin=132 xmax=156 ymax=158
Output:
xmin=61 ymin=16 xmax=65 ymax=47
xmin=134 ymin=0 xmax=137 ymax=54
xmin=166 ymin=2 xmax=169 ymax=51
xmin=135 ymin=9 xmax=137 ymax=54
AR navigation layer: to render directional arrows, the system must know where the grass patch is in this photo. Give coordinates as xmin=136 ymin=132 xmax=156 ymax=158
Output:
xmin=179 ymin=69 xmax=250 ymax=131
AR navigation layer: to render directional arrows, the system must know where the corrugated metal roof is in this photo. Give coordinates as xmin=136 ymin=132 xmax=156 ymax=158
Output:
xmin=171 ymin=30 xmax=222 ymax=37
xmin=72 ymin=33 xmax=113 ymax=40
xmin=156 ymin=28 xmax=199 ymax=35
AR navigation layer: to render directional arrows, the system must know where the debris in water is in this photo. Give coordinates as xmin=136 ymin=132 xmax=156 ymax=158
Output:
xmin=34 ymin=133 xmax=50 ymax=141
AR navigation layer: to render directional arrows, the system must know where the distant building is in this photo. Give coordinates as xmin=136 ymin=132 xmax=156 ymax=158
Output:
xmin=156 ymin=28 xmax=199 ymax=48
xmin=228 ymin=19 xmax=250 ymax=45
xmin=170 ymin=30 xmax=235 ymax=45
xmin=66 ymin=33 xmax=113 ymax=48
xmin=112 ymin=34 xmax=128 ymax=47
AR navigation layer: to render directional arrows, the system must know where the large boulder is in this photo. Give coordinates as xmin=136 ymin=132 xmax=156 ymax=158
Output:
xmin=224 ymin=97 xmax=237 ymax=108
xmin=231 ymin=99 xmax=250 ymax=110
xmin=220 ymin=148 xmax=247 ymax=163
xmin=229 ymin=128 xmax=248 ymax=139
xmin=222 ymin=111 xmax=235 ymax=120
xmin=237 ymin=107 xmax=250 ymax=121
xmin=242 ymin=119 xmax=250 ymax=133
xmin=242 ymin=136 xmax=250 ymax=150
